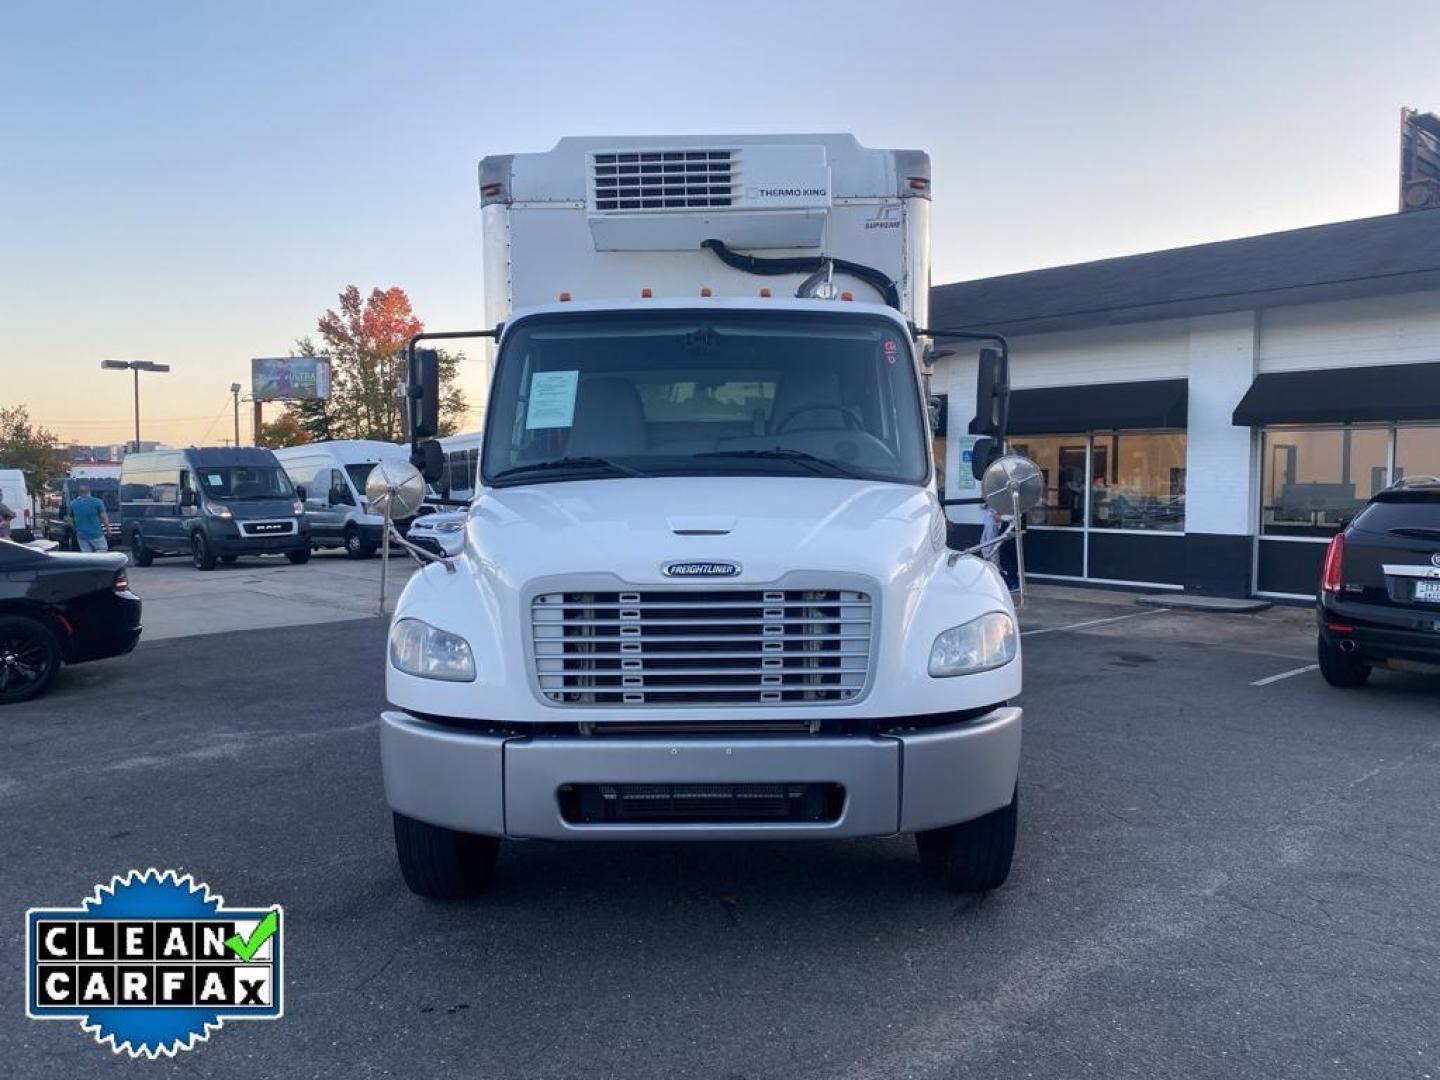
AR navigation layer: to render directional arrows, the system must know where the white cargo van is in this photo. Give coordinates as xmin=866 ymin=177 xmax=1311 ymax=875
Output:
xmin=0 ymin=468 xmax=35 ymax=542
xmin=275 ymin=440 xmax=412 ymax=558
xmin=379 ymin=135 xmax=1028 ymax=898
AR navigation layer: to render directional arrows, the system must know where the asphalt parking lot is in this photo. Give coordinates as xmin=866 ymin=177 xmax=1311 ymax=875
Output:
xmin=2 ymin=582 xmax=1437 ymax=1079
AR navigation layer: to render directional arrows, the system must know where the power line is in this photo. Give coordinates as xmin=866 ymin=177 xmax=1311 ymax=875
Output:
xmin=196 ymin=393 xmax=237 ymax=445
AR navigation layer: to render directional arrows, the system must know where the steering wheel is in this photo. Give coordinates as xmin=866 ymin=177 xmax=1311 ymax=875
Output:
xmin=772 ymin=404 xmax=864 ymax=433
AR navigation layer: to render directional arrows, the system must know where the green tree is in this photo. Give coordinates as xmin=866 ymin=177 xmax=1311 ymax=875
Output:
xmin=0 ymin=404 xmax=68 ymax=496
xmin=281 ymin=285 xmax=467 ymax=443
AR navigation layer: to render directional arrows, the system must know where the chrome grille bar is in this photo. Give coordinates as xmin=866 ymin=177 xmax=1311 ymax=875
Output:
xmin=531 ymin=588 xmax=873 ymax=707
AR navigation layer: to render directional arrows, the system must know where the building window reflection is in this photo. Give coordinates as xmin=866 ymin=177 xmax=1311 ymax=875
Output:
xmin=1009 ymin=435 xmax=1087 ymax=527
xmin=1090 ymin=432 xmax=1186 ymax=532
xmin=1012 ymin=431 xmax=1186 ymax=531
xmin=1260 ymin=427 xmax=1390 ymax=537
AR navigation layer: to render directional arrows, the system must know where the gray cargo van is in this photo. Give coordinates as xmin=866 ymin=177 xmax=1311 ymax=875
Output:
xmin=120 ymin=447 xmax=311 ymax=570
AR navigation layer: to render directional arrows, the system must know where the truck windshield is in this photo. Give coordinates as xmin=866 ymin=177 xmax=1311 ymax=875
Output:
xmin=198 ymin=466 xmax=294 ymax=500
xmin=482 ymin=310 xmax=929 ymax=487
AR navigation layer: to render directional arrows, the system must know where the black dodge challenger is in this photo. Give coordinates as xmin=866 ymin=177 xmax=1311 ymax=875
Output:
xmin=0 ymin=539 xmax=142 ymax=704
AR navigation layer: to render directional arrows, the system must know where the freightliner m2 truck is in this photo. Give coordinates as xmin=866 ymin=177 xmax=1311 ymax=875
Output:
xmin=380 ymin=135 xmax=1033 ymax=896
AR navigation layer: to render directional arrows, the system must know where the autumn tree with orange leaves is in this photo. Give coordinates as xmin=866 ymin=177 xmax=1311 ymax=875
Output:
xmin=284 ymin=285 xmax=467 ymax=443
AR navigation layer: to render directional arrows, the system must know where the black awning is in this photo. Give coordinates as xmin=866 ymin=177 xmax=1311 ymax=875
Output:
xmin=1005 ymin=379 xmax=1188 ymax=436
xmin=1232 ymin=361 xmax=1440 ymax=426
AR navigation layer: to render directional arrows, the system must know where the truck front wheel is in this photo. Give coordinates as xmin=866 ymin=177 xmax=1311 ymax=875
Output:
xmin=915 ymin=786 xmax=1018 ymax=893
xmin=393 ymin=812 xmax=500 ymax=898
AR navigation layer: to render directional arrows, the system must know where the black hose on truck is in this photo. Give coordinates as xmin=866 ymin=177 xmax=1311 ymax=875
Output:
xmin=701 ymin=239 xmax=902 ymax=312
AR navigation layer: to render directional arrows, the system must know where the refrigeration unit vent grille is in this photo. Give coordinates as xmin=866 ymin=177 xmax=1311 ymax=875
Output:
xmin=591 ymin=150 xmax=736 ymax=212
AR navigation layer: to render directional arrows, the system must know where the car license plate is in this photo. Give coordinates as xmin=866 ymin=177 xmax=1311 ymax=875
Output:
xmin=1415 ymin=580 xmax=1440 ymax=603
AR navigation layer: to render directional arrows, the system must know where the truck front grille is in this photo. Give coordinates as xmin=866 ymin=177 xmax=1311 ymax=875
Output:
xmin=531 ymin=588 xmax=873 ymax=706
xmin=558 ymin=782 xmax=844 ymax=824
xmin=591 ymin=149 xmax=736 ymax=211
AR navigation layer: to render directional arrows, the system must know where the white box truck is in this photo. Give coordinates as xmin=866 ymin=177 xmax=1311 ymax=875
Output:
xmin=379 ymin=134 xmax=1030 ymax=897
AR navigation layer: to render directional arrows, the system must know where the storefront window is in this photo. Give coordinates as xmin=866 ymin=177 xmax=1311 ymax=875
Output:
xmin=1010 ymin=435 xmax=1087 ymax=527
xmin=1394 ymin=425 xmax=1440 ymax=483
xmin=1089 ymin=432 xmax=1186 ymax=531
xmin=1261 ymin=427 xmax=1389 ymax=537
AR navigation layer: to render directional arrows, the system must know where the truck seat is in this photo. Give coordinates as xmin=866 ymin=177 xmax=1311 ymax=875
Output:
xmin=566 ymin=376 xmax=647 ymax=456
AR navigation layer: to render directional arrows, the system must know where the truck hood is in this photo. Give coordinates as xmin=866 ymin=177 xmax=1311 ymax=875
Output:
xmin=470 ymin=476 xmax=947 ymax=589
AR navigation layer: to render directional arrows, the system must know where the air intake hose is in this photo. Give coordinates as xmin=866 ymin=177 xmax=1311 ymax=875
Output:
xmin=701 ymin=239 xmax=902 ymax=311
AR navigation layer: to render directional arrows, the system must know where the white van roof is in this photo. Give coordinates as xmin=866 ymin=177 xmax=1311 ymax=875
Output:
xmin=273 ymin=439 xmax=408 ymax=464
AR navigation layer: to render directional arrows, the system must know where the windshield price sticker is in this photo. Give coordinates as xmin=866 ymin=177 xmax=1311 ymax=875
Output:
xmin=25 ymin=869 xmax=283 ymax=1058
xmin=526 ymin=370 xmax=579 ymax=429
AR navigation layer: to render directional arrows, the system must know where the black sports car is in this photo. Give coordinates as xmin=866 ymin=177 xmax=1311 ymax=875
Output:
xmin=0 ymin=540 xmax=142 ymax=704
xmin=1317 ymin=477 xmax=1440 ymax=687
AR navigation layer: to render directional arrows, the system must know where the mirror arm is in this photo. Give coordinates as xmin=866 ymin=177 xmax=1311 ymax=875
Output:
xmin=387 ymin=523 xmax=457 ymax=574
xmin=948 ymin=521 xmax=1023 ymax=562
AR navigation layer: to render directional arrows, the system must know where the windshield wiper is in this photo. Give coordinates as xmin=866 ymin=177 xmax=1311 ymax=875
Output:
xmin=692 ymin=448 xmax=861 ymax=478
xmin=1390 ymin=526 xmax=1440 ymax=540
xmin=490 ymin=457 xmax=649 ymax=482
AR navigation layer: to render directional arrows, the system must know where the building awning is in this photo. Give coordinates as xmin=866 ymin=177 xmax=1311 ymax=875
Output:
xmin=1232 ymin=361 xmax=1440 ymax=426
xmin=1005 ymin=379 xmax=1188 ymax=436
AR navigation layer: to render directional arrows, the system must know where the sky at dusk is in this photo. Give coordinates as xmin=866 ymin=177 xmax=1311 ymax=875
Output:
xmin=2 ymin=0 xmax=1438 ymax=447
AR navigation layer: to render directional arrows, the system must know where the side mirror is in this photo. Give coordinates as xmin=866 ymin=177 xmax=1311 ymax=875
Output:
xmin=180 ymin=489 xmax=197 ymax=508
xmin=970 ymin=435 xmax=1003 ymax=481
xmin=968 ymin=347 xmax=1009 ymax=438
xmin=295 ymin=485 xmax=307 ymax=502
xmin=412 ymin=439 xmax=446 ymax=486
xmin=409 ymin=348 xmax=441 ymax=440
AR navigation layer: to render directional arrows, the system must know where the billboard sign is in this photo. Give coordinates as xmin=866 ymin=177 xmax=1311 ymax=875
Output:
xmin=251 ymin=357 xmax=331 ymax=402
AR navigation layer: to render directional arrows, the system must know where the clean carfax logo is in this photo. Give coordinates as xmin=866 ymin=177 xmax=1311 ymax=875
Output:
xmin=663 ymin=560 xmax=741 ymax=578
xmin=25 ymin=869 xmax=283 ymax=1058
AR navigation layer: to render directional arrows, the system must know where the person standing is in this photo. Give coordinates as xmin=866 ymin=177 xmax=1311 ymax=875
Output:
xmin=68 ymin=484 xmax=110 ymax=552
xmin=0 ymin=488 xmax=13 ymax=541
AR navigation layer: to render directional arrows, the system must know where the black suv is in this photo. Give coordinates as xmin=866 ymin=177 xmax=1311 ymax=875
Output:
xmin=1317 ymin=477 xmax=1440 ymax=687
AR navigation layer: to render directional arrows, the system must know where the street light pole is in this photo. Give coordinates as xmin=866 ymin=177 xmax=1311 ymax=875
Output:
xmin=230 ymin=383 xmax=242 ymax=446
xmin=100 ymin=360 xmax=171 ymax=453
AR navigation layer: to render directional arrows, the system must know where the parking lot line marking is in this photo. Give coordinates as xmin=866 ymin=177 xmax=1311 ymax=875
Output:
xmin=1250 ymin=663 xmax=1319 ymax=687
xmin=1021 ymin=609 xmax=1162 ymax=638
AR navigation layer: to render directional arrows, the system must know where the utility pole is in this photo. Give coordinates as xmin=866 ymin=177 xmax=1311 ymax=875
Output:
xmin=230 ymin=383 xmax=243 ymax=446
xmin=100 ymin=360 xmax=171 ymax=452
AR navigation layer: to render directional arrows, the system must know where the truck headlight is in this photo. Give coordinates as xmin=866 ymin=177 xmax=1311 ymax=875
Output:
xmin=389 ymin=618 xmax=476 ymax=682
xmin=204 ymin=502 xmax=232 ymax=519
xmin=435 ymin=520 xmax=464 ymax=533
xmin=928 ymin=612 xmax=1017 ymax=677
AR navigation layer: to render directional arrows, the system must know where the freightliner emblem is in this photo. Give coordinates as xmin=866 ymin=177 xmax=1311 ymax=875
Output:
xmin=662 ymin=560 xmax=741 ymax=578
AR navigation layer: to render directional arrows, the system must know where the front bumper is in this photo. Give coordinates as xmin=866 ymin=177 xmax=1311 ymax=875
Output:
xmin=211 ymin=530 xmax=311 ymax=555
xmin=380 ymin=706 xmax=1022 ymax=840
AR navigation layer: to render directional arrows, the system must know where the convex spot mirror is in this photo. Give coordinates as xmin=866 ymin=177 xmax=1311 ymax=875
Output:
xmin=413 ymin=439 xmax=445 ymax=486
xmin=365 ymin=460 xmax=428 ymax=519
xmin=981 ymin=454 xmax=1045 ymax=516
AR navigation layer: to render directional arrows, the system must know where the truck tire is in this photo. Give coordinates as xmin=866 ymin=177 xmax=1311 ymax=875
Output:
xmin=393 ymin=812 xmax=500 ymax=899
xmin=286 ymin=547 xmax=312 ymax=565
xmin=0 ymin=614 xmax=63 ymax=705
xmin=915 ymin=786 xmax=1018 ymax=893
xmin=343 ymin=525 xmax=375 ymax=559
xmin=129 ymin=530 xmax=154 ymax=567
xmin=191 ymin=531 xmax=218 ymax=571
xmin=1318 ymin=637 xmax=1370 ymax=688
